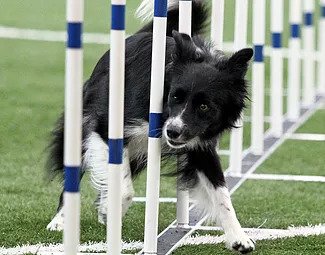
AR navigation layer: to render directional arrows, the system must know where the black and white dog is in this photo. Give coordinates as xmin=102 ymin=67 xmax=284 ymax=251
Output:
xmin=46 ymin=0 xmax=255 ymax=253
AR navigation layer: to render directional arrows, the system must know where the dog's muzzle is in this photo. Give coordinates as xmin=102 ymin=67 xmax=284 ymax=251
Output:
xmin=164 ymin=123 xmax=188 ymax=149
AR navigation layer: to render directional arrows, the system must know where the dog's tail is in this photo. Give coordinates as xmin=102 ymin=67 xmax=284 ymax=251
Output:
xmin=46 ymin=114 xmax=65 ymax=181
xmin=136 ymin=0 xmax=209 ymax=36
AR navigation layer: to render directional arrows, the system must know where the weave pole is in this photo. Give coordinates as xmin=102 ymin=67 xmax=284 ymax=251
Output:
xmin=251 ymin=0 xmax=266 ymax=155
xmin=270 ymin=0 xmax=284 ymax=138
xmin=107 ymin=0 xmax=126 ymax=254
xmin=143 ymin=0 xmax=168 ymax=254
xmin=229 ymin=0 xmax=248 ymax=175
xmin=302 ymin=0 xmax=315 ymax=107
xmin=176 ymin=0 xmax=191 ymax=228
xmin=287 ymin=0 xmax=302 ymax=121
xmin=63 ymin=0 xmax=84 ymax=254
xmin=211 ymin=0 xmax=224 ymax=49
xmin=317 ymin=0 xmax=325 ymax=95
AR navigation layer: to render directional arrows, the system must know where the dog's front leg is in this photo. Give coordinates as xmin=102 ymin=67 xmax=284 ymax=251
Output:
xmin=186 ymin=149 xmax=255 ymax=253
xmin=192 ymin=173 xmax=255 ymax=253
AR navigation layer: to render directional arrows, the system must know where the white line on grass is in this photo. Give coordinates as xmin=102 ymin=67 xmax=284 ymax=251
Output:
xmin=0 ymin=26 xmax=323 ymax=61
xmin=133 ymin=197 xmax=177 ymax=203
xmin=0 ymin=26 xmax=110 ymax=44
xmin=244 ymin=173 xmax=325 ymax=182
xmin=288 ymin=133 xmax=325 ymax=141
xmin=181 ymin=224 xmax=325 ymax=246
xmin=0 ymin=241 xmax=143 ymax=255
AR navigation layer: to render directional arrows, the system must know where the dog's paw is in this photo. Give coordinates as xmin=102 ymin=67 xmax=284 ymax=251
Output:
xmin=47 ymin=220 xmax=64 ymax=231
xmin=46 ymin=209 xmax=64 ymax=231
xmin=98 ymin=211 xmax=107 ymax=225
xmin=225 ymin=232 xmax=255 ymax=254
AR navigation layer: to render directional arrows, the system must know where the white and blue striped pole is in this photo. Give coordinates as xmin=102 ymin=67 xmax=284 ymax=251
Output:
xmin=317 ymin=0 xmax=325 ymax=95
xmin=229 ymin=0 xmax=248 ymax=175
xmin=270 ymin=0 xmax=284 ymax=138
xmin=176 ymin=0 xmax=191 ymax=228
xmin=251 ymin=0 xmax=266 ymax=155
xmin=211 ymin=0 xmax=224 ymax=50
xmin=143 ymin=0 xmax=168 ymax=254
xmin=302 ymin=0 xmax=315 ymax=107
xmin=63 ymin=0 xmax=84 ymax=254
xmin=107 ymin=0 xmax=126 ymax=254
xmin=287 ymin=0 xmax=302 ymax=120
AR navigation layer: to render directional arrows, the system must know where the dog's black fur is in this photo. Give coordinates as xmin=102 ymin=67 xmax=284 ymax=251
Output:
xmin=47 ymin=1 xmax=254 ymax=252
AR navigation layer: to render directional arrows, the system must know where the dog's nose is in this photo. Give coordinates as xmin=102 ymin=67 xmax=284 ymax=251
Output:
xmin=167 ymin=127 xmax=182 ymax=139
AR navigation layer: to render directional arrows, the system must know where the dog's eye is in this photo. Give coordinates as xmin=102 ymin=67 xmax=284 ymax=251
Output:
xmin=199 ymin=104 xmax=209 ymax=112
xmin=171 ymin=91 xmax=185 ymax=103
xmin=173 ymin=95 xmax=180 ymax=103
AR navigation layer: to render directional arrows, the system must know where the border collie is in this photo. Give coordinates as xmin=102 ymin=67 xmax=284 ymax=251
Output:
xmin=46 ymin=0 xmax=255 ymax=253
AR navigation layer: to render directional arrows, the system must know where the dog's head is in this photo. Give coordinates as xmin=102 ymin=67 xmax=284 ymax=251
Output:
xmin=164 ymin=31 xmax=253 ymax=149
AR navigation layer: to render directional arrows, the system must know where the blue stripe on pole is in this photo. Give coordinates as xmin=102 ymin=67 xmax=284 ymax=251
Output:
xmin=304 ymin=13 xmax=313 ymax=26
xmin=64 ymin=166 xmax=80 ymax=192
xmin=290 ymin=24 xmax=300 ymax=38
xmin=67 ymin=23 xmax=82 ymax=48
xmin=108 ymin=139 xmax=124 ymax=164
xmin=254 ymin=45 xmax=264 ymax=62
xmin=149 ymin=113 xmax=163 ymax=138
xmin=154 ymin=0 xmax=168 ymax=17
xmin=111 ymin=5 xmax=125 ymax=30
xmin=272 ymin=33 xmax=282 ymax=48
xmin=322 ymin=6 xmax=325 ymax=17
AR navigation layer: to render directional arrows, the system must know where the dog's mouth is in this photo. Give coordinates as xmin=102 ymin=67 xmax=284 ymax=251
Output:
xmin=166 ymin=138 xmax=187 ymax=149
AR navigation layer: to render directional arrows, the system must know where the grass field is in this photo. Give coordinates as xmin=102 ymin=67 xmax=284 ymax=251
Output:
xmin=0 ymin=1 xmax=324 ymax=254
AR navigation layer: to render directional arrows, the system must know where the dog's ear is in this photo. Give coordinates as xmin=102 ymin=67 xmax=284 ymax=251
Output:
xmin=227 ymin=48 xmax=253 ymax=76
xmin=172 ymin=30 xmax=203 ymax=62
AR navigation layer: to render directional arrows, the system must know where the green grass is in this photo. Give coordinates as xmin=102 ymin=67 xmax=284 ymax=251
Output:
xmin=256 ymin=140 xmax=325 ymax=176
xmin=0 ymin=0 xmax=143 ymax=34
xmin=174 ymin=235 xmax=325 ymax=255
xmin=296 ymin=110 xmax=325 ymax=134
xmin=176 ymin=179 xmax=325 ymax=254
xmin=231 ymin=180 xmax=325 ymax=229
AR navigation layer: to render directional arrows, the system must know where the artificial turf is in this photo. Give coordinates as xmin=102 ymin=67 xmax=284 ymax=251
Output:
xmin=0 ymin=0 xmax=143 ymax=34
xmin=256 ymin=140 xmax=325 ymax=176
xmin=296 ymin=110 xmax=325 ymax=134
xmin=174 ymin=235 xmax=325 ymax=255
xmin=232 ymin=180 xmax=325 ymax=229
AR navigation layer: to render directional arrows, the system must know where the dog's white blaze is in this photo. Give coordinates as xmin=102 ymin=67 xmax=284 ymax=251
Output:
xmin=171 ymin=115 xmax=184 ymax=128
xmin=166 ymin=109 xmax=185 ymax=130
xmin=191 ymin=172 xmax=255 ymax=251
xmin=84 ymin=132 xmax=134 ymax=221
xmin=164 ymin=107 xmax=186 ymax=148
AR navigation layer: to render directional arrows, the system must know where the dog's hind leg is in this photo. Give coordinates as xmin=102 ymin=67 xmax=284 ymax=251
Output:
xmin=96 ymin=150 xmax=134 ymax=225
xmin=85 ymin=132 xmax=134 ymax=225
xmin=47 ymin=171 xmax=86 ymax=231
xmin=185 ymin=149 xmax=255 ymax=254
